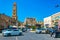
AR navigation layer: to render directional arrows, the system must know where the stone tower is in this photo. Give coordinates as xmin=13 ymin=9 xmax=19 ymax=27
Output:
xmin=12 ymin=2 xmax=17 ymax=21
xmin=12 ymin=2 xmax=18 ymax=26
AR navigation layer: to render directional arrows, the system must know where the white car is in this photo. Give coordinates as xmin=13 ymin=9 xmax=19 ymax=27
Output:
xmin=30 ymin=28 xmax=33 ymax=31
xmin=35 ymin=28 xmax=41 ymax=34
xmin=35 ymin=28 xmax=47 ymax=34
xmin=2 ymin=29 xmax=22 ymax=37
xmin=40 ymin=28 xmax=47 ymax=33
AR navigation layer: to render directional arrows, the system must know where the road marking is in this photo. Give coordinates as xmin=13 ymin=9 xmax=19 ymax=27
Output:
xmin=16 ymin=36 xmax=18 ymax=40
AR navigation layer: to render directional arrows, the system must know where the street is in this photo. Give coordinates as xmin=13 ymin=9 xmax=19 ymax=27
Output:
xmin=0 ymin=32 xmax=60 ymax=40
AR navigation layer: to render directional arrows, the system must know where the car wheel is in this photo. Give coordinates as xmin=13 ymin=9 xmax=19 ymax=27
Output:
xmin=39 ymin=32 xmax=41 ymax=34
xmin=36 ymin=32 xmax=39 ymax=34
xmin=55 ymin=33 xmax=58 ymax=38
xmin=2 ymin=33 xmax=4 ymax=36
xmin=3 ymin=34 xmax=8 ymax=37
xmin=2 ymin=33 xmax=5 ymax=37
xmin=19 ymin=33 xmax=22 ymax=36
xmin=36 ymin=32 xmax=38 ymax=34
xmin=8 ymin=33 xmax=11 ymax=36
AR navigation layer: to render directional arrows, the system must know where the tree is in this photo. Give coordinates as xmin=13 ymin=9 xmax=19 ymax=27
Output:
xmin=31 ymin=26 xmax=36 ymax=31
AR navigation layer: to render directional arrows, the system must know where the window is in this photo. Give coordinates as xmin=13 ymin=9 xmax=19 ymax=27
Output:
xmin=13 ymin=29 xmax=18 ymax=31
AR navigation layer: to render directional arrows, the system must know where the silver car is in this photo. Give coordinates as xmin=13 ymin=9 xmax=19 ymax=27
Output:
xmin=35 ymin=28 xmax=41 ymax=34
xmin=2 ymin=29 xmax=22 ymax=37
xmin=35 ymin=28 xmax=47 ymax=34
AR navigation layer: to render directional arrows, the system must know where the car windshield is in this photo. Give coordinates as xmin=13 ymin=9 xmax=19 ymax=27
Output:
xmin=41 ymin=28 xmax=46 ymax=30
xmin=7 ymin=29 xmax=12 ymax=31
xmin=13 ymin=29 xmax=19 ymax=31
xmin=48 ymin=28 xmax=53 ymax=30
xmin=36 ymin=28 xmax=40 ymax=30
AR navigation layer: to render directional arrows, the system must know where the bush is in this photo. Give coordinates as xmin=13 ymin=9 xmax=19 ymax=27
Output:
xmin=31 ymin=26 xmax=36 ymax=31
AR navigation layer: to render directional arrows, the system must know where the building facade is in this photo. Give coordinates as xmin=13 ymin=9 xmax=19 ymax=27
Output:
xmin=23 ymin=18 xmax=36 ymax=26
xmin=37 ymin=21 xmax=44 ymax=28
xmin=44 ymin=12 xmax=60 ymax=28
xmin=44 ymin=16 xmax=52 ymax=28
xmin=0 ymin=14 xmax=12 ymax=28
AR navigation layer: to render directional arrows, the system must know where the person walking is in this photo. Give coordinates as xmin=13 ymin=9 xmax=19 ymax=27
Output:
xmin=50 ymin=30 xmax=54 ymax=37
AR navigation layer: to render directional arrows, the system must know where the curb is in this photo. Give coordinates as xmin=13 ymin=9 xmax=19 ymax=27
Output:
xmin=30 ymin=31 xmax=35 ymax=32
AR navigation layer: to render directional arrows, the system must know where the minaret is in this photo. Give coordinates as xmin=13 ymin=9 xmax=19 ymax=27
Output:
xmin=12 ymin=2 xmax=17 ymax=21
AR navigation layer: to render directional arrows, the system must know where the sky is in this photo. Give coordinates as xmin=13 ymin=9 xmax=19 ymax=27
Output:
xmin=0 ymin=0 xmax=60 ymax=22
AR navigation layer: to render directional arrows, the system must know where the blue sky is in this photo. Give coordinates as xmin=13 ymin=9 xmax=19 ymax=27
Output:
xmin=0 ymin=0 xmax=60 ymax=22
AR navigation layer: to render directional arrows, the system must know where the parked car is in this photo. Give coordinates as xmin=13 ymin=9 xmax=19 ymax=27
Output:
xmin=46 ymin=28 xmax=57 ymax=34
xmin=36 ymin=28 xmax=47 ymax=34
xmin=30 ymin=28 xmax=33 ymax=31
xmin=51 ymin=30 xmax=60 ymax=38
xmin=35 ymin=28 xmax=41 ymax=34
xmin=2 ymin=29 xmax=22 ymax=37
xmin=46 ymin=28 xmax=54 ymax=34
xmin=22 ymin=28 xmax=27 ymax=32
xmin=54 ymin=31 xmax=60 ymax=38
xmin=46 ymin=28 xmax=57 ymax=37
xmin=40 ymin=28 xmax=47 ymax=34
xmin=51 ymin=31 xmax=58 ymax=38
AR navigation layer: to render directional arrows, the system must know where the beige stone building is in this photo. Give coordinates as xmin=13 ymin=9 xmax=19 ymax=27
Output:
xmin=23 ymin=18 xmax=36 ymax=26
xmin=44 ymin=12 xmax=60 ymax=28
xmin=37 ymin=21 xmax=44 ymax=27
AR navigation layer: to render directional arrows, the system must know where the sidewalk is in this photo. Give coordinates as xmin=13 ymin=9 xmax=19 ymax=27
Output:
xmin=30 ymin=31 xmax=35 ymax=32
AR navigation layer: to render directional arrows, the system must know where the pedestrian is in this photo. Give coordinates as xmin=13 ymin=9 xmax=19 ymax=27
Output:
xmin=50 ymin=28 xmax=54 ymax=37
xmin=7 ymin=24 xmax=10 ymax=29
xmin=50 ymin=31 xmax=54 ymax=37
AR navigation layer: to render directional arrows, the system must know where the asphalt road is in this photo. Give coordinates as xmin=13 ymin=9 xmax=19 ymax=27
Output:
xmin=0 ymin=32 xmax=60 ymax=40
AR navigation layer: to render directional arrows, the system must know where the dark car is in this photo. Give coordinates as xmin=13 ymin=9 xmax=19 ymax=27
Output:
xmin=47 ymin=28 xmax=57 ymax=37
xmin=22 ymin=28 xmax=27 ymax=32
xmin=55 ymin=31 xmax=60 ymax=38
xmin=51 ymin=30 xmax=60 ymax=38
xmin=46 ymin=28 xmax=54 ymax=34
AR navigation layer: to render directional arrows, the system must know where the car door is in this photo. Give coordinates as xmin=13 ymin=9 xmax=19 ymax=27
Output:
xmin=12 ymin=29 xmax=19 ymax=35
xmin=10 ymin=30 xmax=15 ymax=35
